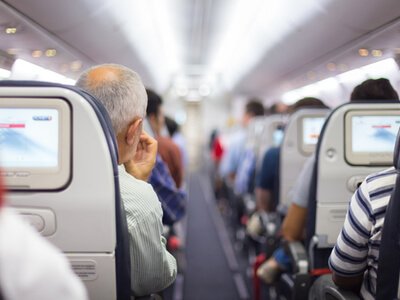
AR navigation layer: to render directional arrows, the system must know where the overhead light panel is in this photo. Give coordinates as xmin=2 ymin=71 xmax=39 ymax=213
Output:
xmin=338 ymin=64 xmax=348 ymax=72
xmin=70 ymin=60 xmax=82 ymax=72
xmin=31 ymin=50 xmax=42 ymax=58
xmin=358 ymin=48 xmax=369 ymax=57
xmin=7 ymin=48 xmax=19 ymax=55
xmin=371 ymin=49 xmax=383 ymax=57
xmin=45 ymin=49 xmax=57 ymax=57
xmin=326 ymin=63 xmax=336 ymax=71
xmin=307 ymin=71 xmax=317 ymax=80
xmin=5 ymin=27 xmax=17 ymax=34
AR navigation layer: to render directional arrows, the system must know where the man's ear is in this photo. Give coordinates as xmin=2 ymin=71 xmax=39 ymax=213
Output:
xmin=126 ymin=118 xmax=142 ymax=145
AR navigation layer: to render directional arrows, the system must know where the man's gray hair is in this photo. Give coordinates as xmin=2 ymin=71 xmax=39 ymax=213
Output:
xmin=76 ymin=63 xmax=147 ymax=134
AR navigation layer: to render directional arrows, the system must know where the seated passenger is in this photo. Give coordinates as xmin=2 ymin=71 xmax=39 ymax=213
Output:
xmin=145 ymin=89 xmax=186 ymax=226
xmin=255 ymin=97 xmax=328 ymax=281
xmin=165 ymin=116 xmax=189 ymax=171
xmin=219 ymin=99 xmax=264 ymax=183
xmin=257 ymin=156 xmax=314 ymax=282
xmin=258 ymin=78 xmax=398 ymax=288
xmin=0 ymin=177 xmax=88 ymax=300
xmin=329 ymin=79 xmax=399 ymax=299
xmin=146 ymin=89 xmax=184 ymax=188
xmin=76 ymin=64 xmax=177 ymax=296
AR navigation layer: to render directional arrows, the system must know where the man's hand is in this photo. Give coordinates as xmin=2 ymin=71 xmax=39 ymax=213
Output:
xmin=124 ymin=131 xmax=157 ymax=181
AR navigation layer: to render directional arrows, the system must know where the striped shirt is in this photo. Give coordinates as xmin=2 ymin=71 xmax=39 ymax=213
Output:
xmin=118 ymin=165 xmax=177 ymax=297
xmin=329 ymin=167 xmax=397 ymax=300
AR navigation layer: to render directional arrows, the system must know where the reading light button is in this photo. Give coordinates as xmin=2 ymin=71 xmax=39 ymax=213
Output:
xmin=16 ymin=172 xmax=30 ymax=177
xmin=15 ymin=208 xmax=56 ymax=236
xmin=22 ymin=214 xmax=45 ymax=232
xmin=1 ymin=172 xmax=15 ymax=177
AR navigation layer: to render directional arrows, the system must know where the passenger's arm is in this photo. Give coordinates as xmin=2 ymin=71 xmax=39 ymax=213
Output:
xmin=281 ymin=203 xmax=307 ymax=241
xmin=149 ymin=157 xmax=186 ymax=226
xmin=331 ymin=273 xmax=363 ymax=293
xmin=328 ymin=180 xmax=373 ymax=293
xmin=125 ymin=132 xmax=157 ymax=181
xmin=254 ymin=148 xmax=279 ymax=212
xmin=170 ymin=143 xmax=184 ymax=188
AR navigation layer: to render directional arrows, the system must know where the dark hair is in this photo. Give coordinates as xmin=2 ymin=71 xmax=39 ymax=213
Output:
xmin=146 ymin=88 xmax=163 ymax=117
xmin=165 ymin=116 xmax=178 ymax=136
xmin=245 ymin=99 xmax=264 ymax=116
xmin=266 ymin=102 xmax=288 ymax=115
xmin=350 ymin=78 xmax=399 ymax=101
xmin=290 ymin=97 xmax=328 ymax=112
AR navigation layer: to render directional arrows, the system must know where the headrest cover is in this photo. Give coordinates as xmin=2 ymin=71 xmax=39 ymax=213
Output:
xmin=393 ymin=129 xmax=400 ymax=170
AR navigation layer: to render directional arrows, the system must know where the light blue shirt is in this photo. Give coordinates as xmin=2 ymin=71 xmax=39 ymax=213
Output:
xmin=219 ymin=128 xmax=246 ymax=178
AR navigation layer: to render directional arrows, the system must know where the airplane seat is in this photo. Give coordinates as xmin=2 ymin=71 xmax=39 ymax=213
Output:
xmin=236 ymin=117 xmax=287 ymax=252
xmin=375 ymin=128 xmax=400 ymax=300
xmin=279 ymin=108 xmax=329 ymax=213
xmin=254 ymin=109 xmax=328 ymax=300
xmin=236 ymin=116 xmax=286 ymax=233
xmin=0 ymin=81 xmax=139 ymax=300
xmin=302 ymin=100 xmax=400 ymax=299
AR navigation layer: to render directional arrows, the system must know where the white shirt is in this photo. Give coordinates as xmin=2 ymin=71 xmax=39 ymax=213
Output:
xmin=0 ymin=208 xmax=88 ymax=300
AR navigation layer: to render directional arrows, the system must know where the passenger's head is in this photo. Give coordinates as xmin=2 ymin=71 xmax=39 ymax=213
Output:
xmin=289 ymin=97 xmax=328 ymax=113
xmin=350 ymin=78 xmax=399 ymax=101
xmin=165 ymin=116 xmax=178 ymax=137
xmin=243 ymin=98 xmax=264 ymax=125
xmin=146 ymin=89 xmax=165 ymax=136
xmin=267 ymin=102 xmax=288 ymax=115
xmin=76 ymin=64 xmax=147 ymax=164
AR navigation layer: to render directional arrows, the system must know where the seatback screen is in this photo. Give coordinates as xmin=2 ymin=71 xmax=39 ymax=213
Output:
xmin=302 ymin=117 xmax=325 ymax=146
xmin=298 ymin=116 xmax=326 ymax=155
xmin=351 ymin=116 xmax=400 ymax=153
xmin=0 ymin=97 xmax=71 ymax=190
xmin=345 ymin=110 xmax=400 ymax=165
xmin=0 ymin=108 xmax=59 ymax=168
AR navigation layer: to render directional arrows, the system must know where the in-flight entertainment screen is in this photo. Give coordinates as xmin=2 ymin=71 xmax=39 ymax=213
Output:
xmin=345 ymin=111 xmax=400 ymax=165
xmin=0 ymin=108 xmax=59 ymax=168
xmin=0 ymin=97 xmax=71 ymax=190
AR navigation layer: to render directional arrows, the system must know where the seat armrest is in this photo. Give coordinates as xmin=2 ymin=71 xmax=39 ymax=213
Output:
xmin=309 ymin=274 xmax=361 ymax=300
xmin=136 ymin=294 xmax=163 ymax=300
xmin=285 ymin=241 xmax=309 ymax=274
xmin=324 ymin=286 xmax=361 ymax=300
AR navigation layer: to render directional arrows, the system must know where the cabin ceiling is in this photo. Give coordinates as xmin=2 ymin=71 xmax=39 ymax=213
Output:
xmin=0 ymin=0 xmax=399 ymax=100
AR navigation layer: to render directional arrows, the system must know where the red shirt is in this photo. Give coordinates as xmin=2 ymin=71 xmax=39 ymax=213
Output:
xmin=157 ymin=136 xmax=184 ymax=188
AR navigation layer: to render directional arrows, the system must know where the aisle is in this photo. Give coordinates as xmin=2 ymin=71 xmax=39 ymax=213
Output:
xmin=182 ymin=171 xmax=249 ymax=300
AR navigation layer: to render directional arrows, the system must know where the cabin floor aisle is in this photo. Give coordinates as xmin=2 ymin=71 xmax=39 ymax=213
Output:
xmin=182 ymin=170 xmax=244 ymax=300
